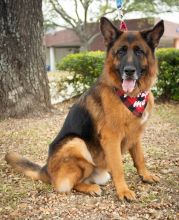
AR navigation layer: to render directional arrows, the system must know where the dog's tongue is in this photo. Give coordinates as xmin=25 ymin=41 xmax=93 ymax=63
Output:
xmin=122 ymin=80 xmax=136 ymax=93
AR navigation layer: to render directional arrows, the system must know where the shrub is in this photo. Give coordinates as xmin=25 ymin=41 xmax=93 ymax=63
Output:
xmin=155 ymin=48 xmax=179 ymax=101
xmin=56 ymin=51 xmax=105 ymax=94
xmin=57 ymin=49 xmax=179 ymax=101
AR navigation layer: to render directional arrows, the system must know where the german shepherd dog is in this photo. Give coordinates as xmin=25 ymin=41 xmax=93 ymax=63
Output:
xmin=5 ymin=17 xmax=164 ymax=201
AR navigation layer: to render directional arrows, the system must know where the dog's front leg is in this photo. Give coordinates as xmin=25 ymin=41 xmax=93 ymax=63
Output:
xmin=129 ymin=140 xmax=160 ymax=183
xmin=101 ymin=129 xmax=136 ymax=201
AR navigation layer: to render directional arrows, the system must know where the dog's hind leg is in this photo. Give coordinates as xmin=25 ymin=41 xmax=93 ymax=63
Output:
xmin=48 ymin=137 xmax=96 ymax=193
xmin=51 ymin=163 xmax=82 ymax=193
xmin=50 ymin=159 xmax=96 ymax=193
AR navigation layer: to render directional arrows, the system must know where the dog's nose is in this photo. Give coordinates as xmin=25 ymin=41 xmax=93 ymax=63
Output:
xmin=124 ymin=66 xmax=136 ymax=75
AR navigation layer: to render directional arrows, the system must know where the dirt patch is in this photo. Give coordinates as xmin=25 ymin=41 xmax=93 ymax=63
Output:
xmin=0 ymin=101 xmax=178 ymax=219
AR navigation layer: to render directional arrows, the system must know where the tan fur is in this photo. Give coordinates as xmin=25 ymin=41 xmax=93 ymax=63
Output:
xmin=24 ymin=170 xmax=39 ymax=180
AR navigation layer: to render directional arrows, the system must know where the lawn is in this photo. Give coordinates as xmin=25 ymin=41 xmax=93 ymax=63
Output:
xmin=0 ymin=100 xmax=178 ymax=219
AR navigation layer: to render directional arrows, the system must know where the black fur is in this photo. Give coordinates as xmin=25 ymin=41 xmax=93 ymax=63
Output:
xmin=127 ymin=33 xmax=136 ymax=43
xmin=18 ymin=158 xmax=41 ymax=171
xmin=49 ymin=104 xmax=94 ymax=155
xmin=117 ymin=46 xmax=145 ymax=81
xmin=107 ymin=31 xmax=120 ymax=53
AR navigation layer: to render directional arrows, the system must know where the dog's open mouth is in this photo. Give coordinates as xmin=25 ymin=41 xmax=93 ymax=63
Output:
xmin=122 ymin=79 xmax=136 ymax=93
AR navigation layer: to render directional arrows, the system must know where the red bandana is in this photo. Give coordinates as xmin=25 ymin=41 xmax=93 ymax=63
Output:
xmin=116 ymin=90 xmax=149 ymax=117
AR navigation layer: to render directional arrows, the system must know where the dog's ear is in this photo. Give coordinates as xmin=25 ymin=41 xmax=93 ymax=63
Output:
xmin=141 ymin=20 xmax=164 ymax=50
xmin=100 ymin=17 xmax=122 ymax=46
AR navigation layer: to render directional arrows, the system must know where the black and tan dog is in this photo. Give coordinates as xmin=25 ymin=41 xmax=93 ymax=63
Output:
xmin=5 ymin=17 xmax=164 ymax=201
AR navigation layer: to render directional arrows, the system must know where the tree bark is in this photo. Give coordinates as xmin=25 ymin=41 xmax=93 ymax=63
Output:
xmin=0 ymin=0 xmax=51 ymax=118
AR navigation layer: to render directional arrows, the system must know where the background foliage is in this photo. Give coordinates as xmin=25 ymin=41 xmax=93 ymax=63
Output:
xmin=155 ymin=48 xmax=179 ymax=101
xmin=57 ymin=48 xmax=179 ymax=101
xmin=56 ymin=51 xmax=104 ymax=94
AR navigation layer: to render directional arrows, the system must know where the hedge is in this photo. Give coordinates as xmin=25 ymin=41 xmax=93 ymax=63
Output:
xmin=56 ymin=51 xmax=104 ymax=95
xmin=57 ymin=48 xmax=179 ymax=101
xmin=155 ymin=48 xmax=179 ymax=101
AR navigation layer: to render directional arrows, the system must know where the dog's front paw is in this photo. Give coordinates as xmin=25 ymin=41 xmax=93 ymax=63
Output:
xmin=117 ymin=188 xmax=136 ymax=201
xmin=140 ymin=172 xmax=160 ymax=184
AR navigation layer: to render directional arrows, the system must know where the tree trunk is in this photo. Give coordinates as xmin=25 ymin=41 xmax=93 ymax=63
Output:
xmin=0 ymin=0 xmax=51 ymax=118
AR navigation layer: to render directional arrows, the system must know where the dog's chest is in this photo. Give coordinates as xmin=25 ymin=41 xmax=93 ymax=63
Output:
xmin=120 ymin=110 xmax=150 ymax=153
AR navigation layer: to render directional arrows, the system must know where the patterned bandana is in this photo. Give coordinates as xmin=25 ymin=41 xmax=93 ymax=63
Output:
xmin=116 ymin=90 xmax=149 ymax=117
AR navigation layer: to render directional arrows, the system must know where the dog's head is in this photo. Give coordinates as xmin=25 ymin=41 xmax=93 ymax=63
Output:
xmin=100 ymin=17 xmax=164 ymax=94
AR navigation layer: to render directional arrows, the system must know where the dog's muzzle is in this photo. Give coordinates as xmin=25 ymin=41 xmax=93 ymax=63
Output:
xmin=122 ymin=65 xmax=138 ymax=93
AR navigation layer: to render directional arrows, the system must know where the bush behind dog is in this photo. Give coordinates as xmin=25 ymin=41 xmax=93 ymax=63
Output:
xmin=155 ymin=48 xmax=179 ymax=101
xmin=56 ymin=51 xmax=104 ymax=94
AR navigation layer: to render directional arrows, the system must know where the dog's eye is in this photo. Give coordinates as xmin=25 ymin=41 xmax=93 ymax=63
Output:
xmin=118 ymin=46 xmax=127 ymax=56
xmin=134 ymin=47 xmax=144 ymax=56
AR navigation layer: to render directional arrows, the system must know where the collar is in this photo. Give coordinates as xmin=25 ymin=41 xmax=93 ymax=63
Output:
xmin=115 ymin=89 xmax=149 ymax=117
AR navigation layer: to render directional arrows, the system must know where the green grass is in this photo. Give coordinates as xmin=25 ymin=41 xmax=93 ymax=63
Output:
xmin=141 ymin=192 xmax=158 ymax=204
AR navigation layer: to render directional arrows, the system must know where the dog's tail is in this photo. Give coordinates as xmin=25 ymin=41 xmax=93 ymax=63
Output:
xmin=5 ymin=152 xmax=50 ymax=183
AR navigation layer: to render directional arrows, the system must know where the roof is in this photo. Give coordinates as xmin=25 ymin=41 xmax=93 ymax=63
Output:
xmin=44 ymin=29 xmax=81 ymax=47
